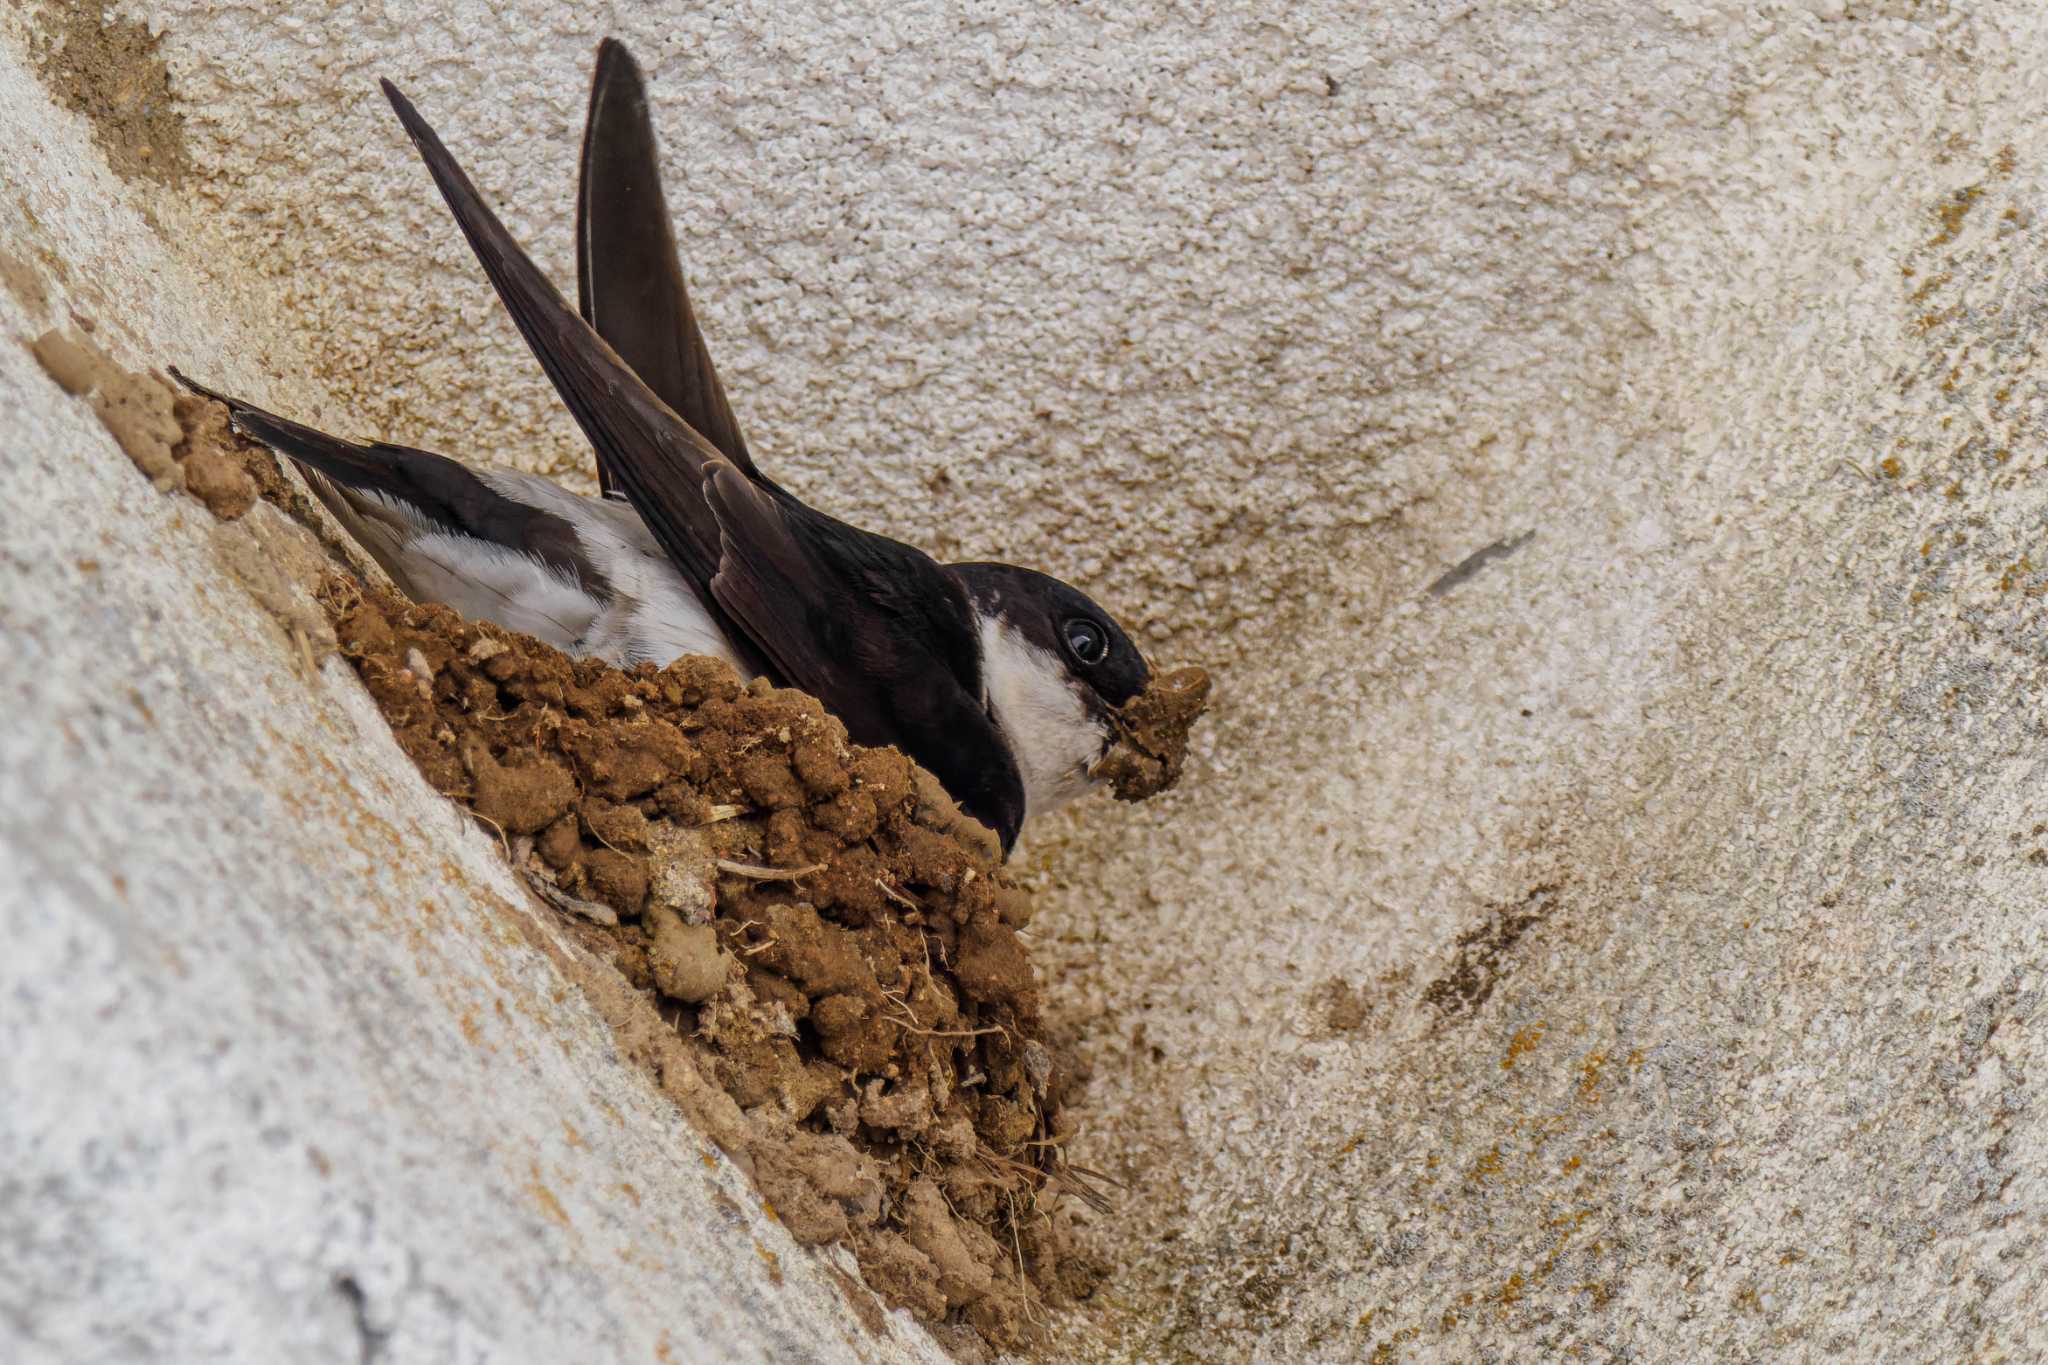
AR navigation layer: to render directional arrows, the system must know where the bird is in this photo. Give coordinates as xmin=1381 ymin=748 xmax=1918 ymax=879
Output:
xmin=173 ymin=40 xmax=1165 ymax=857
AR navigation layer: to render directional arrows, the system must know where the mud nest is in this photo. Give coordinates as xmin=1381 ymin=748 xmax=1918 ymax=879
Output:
xmin=61 ymin=371 xmax=1177 ymax=1354
xmin=322 ymin=580 xmax=1110 ymax=1351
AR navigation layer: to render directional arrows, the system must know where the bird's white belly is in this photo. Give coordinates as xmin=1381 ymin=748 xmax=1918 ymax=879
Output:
xmin=402 ymin=472 xmax=752 ymax=676
xmin=579 ymin=571 xmax=745 ymax=671
xmin=402 ymin=531 xmax=606 ymax=650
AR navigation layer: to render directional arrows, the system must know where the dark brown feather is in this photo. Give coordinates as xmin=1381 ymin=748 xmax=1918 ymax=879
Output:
xmin=703 ymin=464 xmax=1025 ymax=849
xmin=382 ymin=82 xmax=732 ymax=606
xmin=167 ymin=367 xmax=611 ymax=599
xmin=576 ymin=39 xmax=759 ymax=489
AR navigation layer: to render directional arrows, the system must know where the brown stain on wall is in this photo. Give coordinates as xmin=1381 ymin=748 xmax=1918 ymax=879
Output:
xmin=29 ymin=1 xmax=194 ymax=189
xmin=1421 ymin=885 xmax=1557 ymax=1019
xmin=0 ymin=252 xmax=49 ymax=317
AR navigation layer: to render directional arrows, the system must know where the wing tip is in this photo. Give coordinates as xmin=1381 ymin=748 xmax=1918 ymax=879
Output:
xmin=585 ymin=37 xmax=650 ymax=134
xmin=165 ymin=365 xmax=231 ymax=408
xmin=593 ymin=36 xmax=640 ymax=83
xmin=381 ymin=78 xmax=430 ymax=147
xmin=380 ymin=78 xmax=493 ymax=253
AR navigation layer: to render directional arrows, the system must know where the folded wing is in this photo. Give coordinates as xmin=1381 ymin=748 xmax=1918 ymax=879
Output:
xmin=576 ymin=38 xmax=761 ymax=489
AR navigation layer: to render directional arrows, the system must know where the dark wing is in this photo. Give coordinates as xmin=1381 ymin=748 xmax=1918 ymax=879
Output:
xmin=383 ymin=80 xmax=1025 ymax=850
xmin=382 ymin=82 xmax=728 ymax=605
xmin=166 ymin=367 xmax=610 ymax=598
xmin=703 ymin=464 xmax=1025 ymax=849
xmin=576 ymin=38 xmax=761 ymax=489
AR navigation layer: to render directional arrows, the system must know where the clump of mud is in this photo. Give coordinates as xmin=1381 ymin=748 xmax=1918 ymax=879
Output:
xmin=321 ymin=581 xmax=1109 ymax=1351
xmin=1101 ymin=665 xmax=1212 ymax=801
xmin=28 ymin=0 xmax=194 ymax=188
xmin=31 ymin=329 xmax=275 ymax=519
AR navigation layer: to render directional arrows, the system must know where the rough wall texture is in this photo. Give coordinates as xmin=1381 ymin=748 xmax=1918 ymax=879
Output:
xmin=7 ymin=0 xmax=2048 ymax=1360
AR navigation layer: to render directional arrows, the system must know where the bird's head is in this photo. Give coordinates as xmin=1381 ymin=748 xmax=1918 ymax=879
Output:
xmin=950 ymin=561 xmax=1155 ymax=822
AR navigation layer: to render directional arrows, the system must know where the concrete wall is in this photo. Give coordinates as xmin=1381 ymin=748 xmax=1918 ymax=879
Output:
xmin=8 ymin=0 xmax=2048 ymax=1359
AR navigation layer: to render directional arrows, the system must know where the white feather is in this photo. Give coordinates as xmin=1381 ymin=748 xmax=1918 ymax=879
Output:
xmin=977 ymin=614 xmax=1109 ymax=821
xmin=474 ymin=473 xmax=750 ymax=673
xmin=399 ymin=531 xmax=605 ymax=647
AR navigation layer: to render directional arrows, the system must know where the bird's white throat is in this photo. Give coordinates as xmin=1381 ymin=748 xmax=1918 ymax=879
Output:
xmin=976 ymin=614 xmax=1108 ymax=821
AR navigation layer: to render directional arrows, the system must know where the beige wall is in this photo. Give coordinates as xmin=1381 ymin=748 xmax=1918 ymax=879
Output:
xmin=8 ymin=1 xmax=2048 ymax=1358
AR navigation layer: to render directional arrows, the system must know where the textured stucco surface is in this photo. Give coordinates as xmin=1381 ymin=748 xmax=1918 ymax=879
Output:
xmin=10 ymin=0 xmax=2048 ymax=1360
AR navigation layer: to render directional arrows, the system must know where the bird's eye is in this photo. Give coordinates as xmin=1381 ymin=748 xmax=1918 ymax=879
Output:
xmin=1063 ymin=618 xmax=1108 ymax=664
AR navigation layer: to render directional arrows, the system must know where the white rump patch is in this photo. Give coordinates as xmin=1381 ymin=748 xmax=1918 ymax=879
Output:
xmin=398 ymin=531 xmax=604 ymax=651
xmin=477 ymin=472 xmax=750 ymax=674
